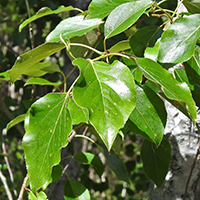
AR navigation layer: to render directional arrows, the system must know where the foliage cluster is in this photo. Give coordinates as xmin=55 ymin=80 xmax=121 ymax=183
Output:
xmin=1 ymin=0 xmax=200 ymax=199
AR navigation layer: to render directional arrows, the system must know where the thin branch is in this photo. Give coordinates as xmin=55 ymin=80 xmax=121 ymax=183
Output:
xmin=0 ymin=169 xmax=13 ymax=200
xmin=17 ymin=174 xmax=29 ymax=200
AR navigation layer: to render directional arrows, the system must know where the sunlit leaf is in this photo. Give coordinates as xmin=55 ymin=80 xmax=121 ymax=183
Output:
xmin=23 ymin=93 xmax=72 ymax=192
xmin=7 ymin=43 xmax=65 ymax=83
xmin=19 ymin=6 xmax=75 ymax=32
xmin=73 ymin=58 xmax=136 ymax=150
xmin=86 ymin=0 xmax=133 ymax=19
xmin=0 ymin=71 xmax=10 ymax=81
xmin=141 ymin=138 xmax=171 ymax=188
xmin=104 ymin=0 xmax=152 ymax=39
xmin=158 ymin=14 xmax=200 ymax=63
xmin=136 ymin=57 xmax=197 ymax=120
xmin=46 ymin=16 xmax=102 ymax=42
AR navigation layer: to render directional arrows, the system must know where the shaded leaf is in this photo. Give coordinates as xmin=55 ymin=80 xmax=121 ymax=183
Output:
xmin=105 ymin=0 xmax=152 ymax=39
xmin=73 ymin=58 xmax=136 ymax=150
xmin=158 ymin=14 xmax=200 ymax=63
xmin=64 ymin=179 xmax=90 ymax=200
xmin=68 ymin=98 xmax=89 ymax=125
xmin=104 ymin=146 xmax=129 ymax=183
xmin=187 ymin=46 xmax=200 ymax=74
xmin=129 ymin=85 xmax=165 ymax=145
xmin=108 ymin=40 xmax=131 ymax=53
xmin=141 ymin=138 xmax=171 ymax=188
xmin=24 ymin=77 xmax=62 ymax=89
xmin=74 ymin=152 xmax=104 ymax=177
xmin=7 ymin=43 xmax=65 ymax=83
xmin=19 ymin=6 xmax=75 ymax=32
xmin=46 ymin=16 xmax=102 ymax=42
xmin=5 ymin=114 xmax=26 ymax=134
xmin=136 ymin=58 xmax=197 ymax=120
xmin=183 ymin=0 xmax=200 ymax=14
xmin=51 ymin=165 xmax=62 ymax=183
xmin=86 ymin=0 xmax=133 ymax=19
xmin=23 ymin=93 xmax=72 ymax=192
xmin=129 ymin=26 xmax=162 ymax=57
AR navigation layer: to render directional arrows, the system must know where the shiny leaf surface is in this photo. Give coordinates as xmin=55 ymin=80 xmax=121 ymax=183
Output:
xmin=158 ymin=14 xmax=200 ymax=63
xmin=46 ymin=16 xmax=102 ymax=42
xmin=23 ymin=93 xmax=72 ymax=192
xmin=73 ymin=58 xmax=136 ymax=150
xmin=105 ymin=0 xmax=152 ymax=39
xmin=136 ymin=58 xmax=197 ymax=120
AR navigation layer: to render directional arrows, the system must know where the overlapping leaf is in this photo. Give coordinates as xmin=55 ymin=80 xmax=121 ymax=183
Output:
xmin=183 ymin=0 xmax=200 ymax=13
xmin=46 ymin=16 xmax=102 ymax=42
xmin=141 ymin=138 xmax=171 ymax=188
xmin=158 ymin=14 xmax=200 ymax=63
xmin=136 ymin=58 xmax=197 ymax=120
xmin=8 ymin=43 xmax=65 ymax=83
xmin=19 ymin=6 xmax=75 ymax=32
xmin=86 ymin=0 xmax=134 ymax=19
xmin=23 ymin=93 xmax=72 ymax=192
xmin=72 ymin=58 xmax=136 ymax=150
xmin=129 ymin=85 xmax=166 ymax=146
xmin=104 ymin=0 xmax=152 ymax=39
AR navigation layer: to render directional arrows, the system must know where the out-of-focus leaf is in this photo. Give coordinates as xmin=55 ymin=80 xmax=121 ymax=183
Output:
xmin=183 ymin=0 xmax=200 ymax=14
xmin=0 ymin=71 xmax=10 ymax=81
xmin=64 ymin=179 xmax=91 ymax=200
xmin=5 ymin=114 xmax=26 ymax=134
xmin=24 ymin=77 xmax=62 ymax=89
xmin=46 ymin=16 xmax=102 ymax=42
xmin=23 ymin=93 xmax=72 ymax=192
xmin=73 ymin=58 xmax=136 ymax=150
xmin=19 ymin=6 xmax=75 ymax=32
xmin=136 ymin=57 xmax=197 ymax=120
xmin=7 ymin=43 xmax=65 ymax=83
xmin=104 ymin=0 xmax=152 ymax=39
xmin=141 ymin=138 xmax=171 ymax=188
xmin=74 ymin=152 xmax=104 ymax=177
xmin=158 ymin=14 xmax=200 ymax=63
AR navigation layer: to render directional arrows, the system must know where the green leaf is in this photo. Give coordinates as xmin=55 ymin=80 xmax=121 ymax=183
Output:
xmin=7 ymin=43 xmax=65 ymax=83
xmin=46 ymin=16 xmax=102 ymax=42
xmin=64 ymin=179 xmax=90 ymax=200
xmin=5 ymin=114 xmax=26 ymax=134
xmin=144 ymin=40 xmax=160 ymax=61
xmin=51 ymin=165 xmax=62 ymax=183
xmin=187 ymin=46 xmax=200 ymax=74
xmin=73 ymin=58 xmax=136 ymax=150
xmin=183 ymin=0 xmax=200 ymax=14
xmin=19 ymin=6 xmax=75 ymax=32
xmin=28 ymin=191 xmax=48 ymax=200
xmin=108 ymin=40 xmax=131 ymax=53
xmin=104 ymin=0 xmax=152 ymax=39
xmin=22 ymin=93 xmax=72 ymax=192
xmin=141 ymin=137 xmax=171 ymax=188
xmin=104 ymin=147 xmax=129 ymax=183
xmin=136 ymin=57 xmax=197 ymax=120
xmin=24 ymin=77 xmax=62 ymax=89
xmin=74 ymin=152 xmax=104 ymax=177
xmin=86 ymin=0 xmax=133 ymax=19
xmin=174 ymin=68 xmax=194 ymax=90
xmin=0 ymin=71 xmax=10 ymax=81
xmin=22 ymin=62 xmax=61 ymax=77
xmin=158 ymin=14 xmax=200 ymax=63
xmin=68 ymin=98 xmax=89 ymax=125
xmin=129 ymin=26 xmax=162 ymax=57
xmin=129 ymin=85 xmax=166 ymax=146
